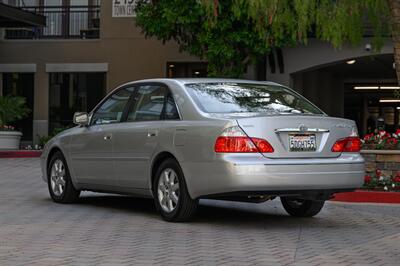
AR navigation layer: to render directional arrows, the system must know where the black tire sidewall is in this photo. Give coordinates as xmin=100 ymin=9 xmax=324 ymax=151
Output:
xmin=281 ymin=197 xmax=325 ymax=217
xmin=47 ymin=151 xmax=76 ymax=203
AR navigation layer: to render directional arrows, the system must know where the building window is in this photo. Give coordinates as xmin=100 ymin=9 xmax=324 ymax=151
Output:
xmin=49 ymin=72 xmax=105 ymax=133
xmin=3 ymin=0 xmax=39 ymax=6
xmin=2 ymin=73 xmax=34 ymax=141
xmin=166 ymin=62 xmax=208 ymax=78
xmin=4 ymin=0 xmax=101 ymax=39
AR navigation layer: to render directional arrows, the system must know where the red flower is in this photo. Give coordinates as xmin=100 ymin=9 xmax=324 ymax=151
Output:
xmin=364 ymin=175 xmax=372 ymax=183
xmin=393 ymin=176 xmax=400 ymax=183
xmin=396 ymin=129 xmax=400 ymax=135
xmin=376 ymin=169 xmax=381 ymax=176
xmin=363 ymin=134 xmax=373 ymax=141
xmin=0 ymin=125 xmax=15 ymax=131
xmin=387 ymin=137 xmax=398 ymax=145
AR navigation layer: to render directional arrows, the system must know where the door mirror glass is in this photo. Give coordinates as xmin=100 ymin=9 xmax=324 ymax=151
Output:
xmin=73 ymin=112 xmax=89 ymax=126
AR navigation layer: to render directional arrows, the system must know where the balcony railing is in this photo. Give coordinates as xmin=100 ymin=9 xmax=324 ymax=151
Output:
xmin=4 ymin=5 xmax=100 ymax=39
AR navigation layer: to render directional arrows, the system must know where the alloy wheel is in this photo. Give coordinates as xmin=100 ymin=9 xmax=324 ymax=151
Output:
xmin=50 ymin=159 xmax=66 ymax=197
xmin=157 ymin=168 xmax=180 ymax=213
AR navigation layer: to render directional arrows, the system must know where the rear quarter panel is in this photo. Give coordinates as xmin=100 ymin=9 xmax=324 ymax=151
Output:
xmin=153 ymin=119 xmax=236 ymax=195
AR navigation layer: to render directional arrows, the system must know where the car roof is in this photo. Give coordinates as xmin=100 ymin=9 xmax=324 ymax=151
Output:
xmin=118 ymin=78 xmax=282 ymax=88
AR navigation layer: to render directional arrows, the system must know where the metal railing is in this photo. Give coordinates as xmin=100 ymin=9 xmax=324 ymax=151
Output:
xmin=4 ymin=5 xmax=100 ymax=39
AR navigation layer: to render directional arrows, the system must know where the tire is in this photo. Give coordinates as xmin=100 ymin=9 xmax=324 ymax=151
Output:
xmin=153 ymin=158 xmax=198 ymax=222
xmin=47 ymin=151 xmax=80 ymax=203
xmin=281 ymin=197 xmax=325 ymax=217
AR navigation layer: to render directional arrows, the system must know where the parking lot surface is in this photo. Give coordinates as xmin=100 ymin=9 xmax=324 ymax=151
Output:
xmin=0 ymin=158 xmax=399 ymax=266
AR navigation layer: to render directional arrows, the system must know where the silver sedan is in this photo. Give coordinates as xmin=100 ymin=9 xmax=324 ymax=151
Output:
xmin=40 ymin=78 xmax=364 ymax=222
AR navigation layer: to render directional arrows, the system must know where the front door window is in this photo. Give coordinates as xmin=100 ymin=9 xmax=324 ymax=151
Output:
xmin=91 ymin=87 xmax=134 ymax=125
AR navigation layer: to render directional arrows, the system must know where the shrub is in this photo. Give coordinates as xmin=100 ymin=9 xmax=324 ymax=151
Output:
xmin=362 ymin=130 xmax=400 ymax=150
xmin=0 ymin=95 xmax=30 ymax=131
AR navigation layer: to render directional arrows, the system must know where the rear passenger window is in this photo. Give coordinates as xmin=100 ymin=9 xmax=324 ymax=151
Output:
xmin=165 ymin=94 xmax=180 ymax=120
xmin=127 ymin=85 xmax=166 ymax=122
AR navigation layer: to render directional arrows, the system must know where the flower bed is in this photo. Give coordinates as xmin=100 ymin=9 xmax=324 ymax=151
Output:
xmin=361 ymin=149 xmax=400 ymax=193
xmin=362 ymin=150 xmax=400 ymax=178
xmin=363 ymin=169 xmax=400 ymax=191
xmin=0 ymin=125 xmax=15 ymax=131
xmin=362 ymin=130 xmax=400 ymax=150
xmin=330 ymin=149 xmax=400 ymax=203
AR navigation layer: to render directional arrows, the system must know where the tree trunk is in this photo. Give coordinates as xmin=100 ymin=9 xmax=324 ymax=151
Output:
xmin=388 ymin=0 xmax=400 ymax=86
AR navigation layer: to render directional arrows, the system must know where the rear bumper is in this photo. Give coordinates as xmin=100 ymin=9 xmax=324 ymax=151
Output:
xmin=181 ymin=153 xmax=365 ymax=199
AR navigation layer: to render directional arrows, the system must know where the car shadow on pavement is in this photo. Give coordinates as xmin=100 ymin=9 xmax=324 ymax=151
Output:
xmin=194 ymin=199 xmax=306 ymax=226
xmin=60 ymin=194 xmax=330 ymax=227
xmin=76 ymin=194 xmax=158 ymax=214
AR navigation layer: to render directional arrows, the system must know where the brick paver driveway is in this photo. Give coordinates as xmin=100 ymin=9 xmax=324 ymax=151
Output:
xmin=1 ymin=158 xmax=400 ymax=265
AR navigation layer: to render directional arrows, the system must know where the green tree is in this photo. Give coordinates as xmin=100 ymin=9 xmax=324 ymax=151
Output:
xmin=135 ymin=0 xmax=392 ymax=79
xmin=135 ymin=0 xmax=276 ymax=77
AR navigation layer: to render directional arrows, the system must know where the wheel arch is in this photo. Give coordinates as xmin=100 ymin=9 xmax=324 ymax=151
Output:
xmin=150 ymin=151 xmax=179 ymax=193
xmin=46 ymin=146 xmax=63 ymax=171
xmin=46 ymin=145 xmax=79 ymax=188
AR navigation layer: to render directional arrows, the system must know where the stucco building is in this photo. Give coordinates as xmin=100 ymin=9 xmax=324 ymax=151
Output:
xmin=0 ymin=0 xmax=397 ymax=144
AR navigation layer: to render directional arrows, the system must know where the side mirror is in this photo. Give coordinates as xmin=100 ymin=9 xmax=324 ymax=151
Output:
xmin=73 ymin=112 xmax=89 ymax=126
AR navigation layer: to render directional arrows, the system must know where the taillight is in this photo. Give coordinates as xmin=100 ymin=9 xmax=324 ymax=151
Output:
xmin=331 ymin=137 xmax=361 ymax=152
xmin=251 ymin=138 xmax=274 ymax=153
xmin=214 ymin=126 xmax=274 ymax=153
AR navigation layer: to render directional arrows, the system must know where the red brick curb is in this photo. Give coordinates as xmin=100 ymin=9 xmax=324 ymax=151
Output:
xmin=332 ymin=189 xmax=400 ymax=204
xmin=0 ymin=150 xmax=42 ymax=158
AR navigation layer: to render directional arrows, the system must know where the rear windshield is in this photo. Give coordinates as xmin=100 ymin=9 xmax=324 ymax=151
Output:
xmin=185 ymin=83 xmax=324 ymax=115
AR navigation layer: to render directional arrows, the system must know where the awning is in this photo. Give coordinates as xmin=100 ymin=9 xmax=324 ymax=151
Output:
xmin=0 ymin=3 xmax=45 ymax=28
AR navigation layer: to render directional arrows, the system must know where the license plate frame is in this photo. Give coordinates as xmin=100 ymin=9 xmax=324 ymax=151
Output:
xmin=288 ymin=134 xmax=317 ymax=152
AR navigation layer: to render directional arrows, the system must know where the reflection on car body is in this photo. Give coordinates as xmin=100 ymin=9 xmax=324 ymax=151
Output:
xmin=41 ymin=79 xmax=364 ymax=222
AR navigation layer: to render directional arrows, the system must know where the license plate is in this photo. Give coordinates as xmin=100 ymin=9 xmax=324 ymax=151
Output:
xmin=289 ymin=134 xmax=316 ymax=152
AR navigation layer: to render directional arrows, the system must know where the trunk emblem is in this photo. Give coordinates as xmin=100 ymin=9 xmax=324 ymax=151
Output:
xmin=298 ymin=124 xmax=308 ymax=132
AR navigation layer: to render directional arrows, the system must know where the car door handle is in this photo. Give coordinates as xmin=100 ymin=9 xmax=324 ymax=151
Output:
xmin=147 ymin=131 xmax=158 ymax=137
xmin=104 ymin=134 xmax=112 ymax=140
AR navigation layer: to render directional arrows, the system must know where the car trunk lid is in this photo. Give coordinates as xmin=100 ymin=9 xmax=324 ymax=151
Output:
xmin=236 ymin=115 xmax=358 ymax=158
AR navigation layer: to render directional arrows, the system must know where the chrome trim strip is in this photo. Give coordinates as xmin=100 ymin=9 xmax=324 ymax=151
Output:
xmin=274 ymin=128 xmax=330 ymax=133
